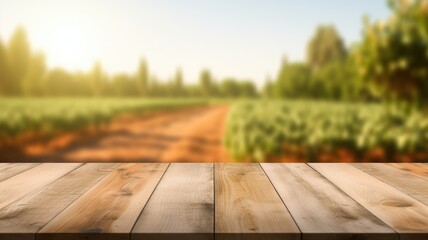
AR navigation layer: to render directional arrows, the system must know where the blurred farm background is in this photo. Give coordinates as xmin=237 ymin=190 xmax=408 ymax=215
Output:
xmin=0 ymin=0 xmax=428 ymax=163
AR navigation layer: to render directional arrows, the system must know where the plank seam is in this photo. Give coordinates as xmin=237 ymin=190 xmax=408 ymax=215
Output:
xmin=212 ymin=163 xmax=215 ymax=240
xmin=0 ymin=163 xmax=41 ymax=183
xmin=129 ymin=163 xmax=171 ymax=240
xmin=259 ymin=163 xmax=303 ymax=239
xmin=34 ymin=163 xmax=120 ymax=239
xmin=352 ymin=164 xmax=428 ymax=207
xmin=0 ymin=163 xmax=84 ymax=213
xmin=307 ymin=163 xmax=401 ymax=239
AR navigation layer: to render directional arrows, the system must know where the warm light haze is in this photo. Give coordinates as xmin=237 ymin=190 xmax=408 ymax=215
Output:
xmin=1 ymin=0 xmax=428 ymax=163
xmin=0 ymin=0 xmax=389 ymax=85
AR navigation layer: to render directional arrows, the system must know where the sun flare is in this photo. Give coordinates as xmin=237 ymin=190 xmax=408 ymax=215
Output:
xmin=47 ymin=24 xmax=88 ymax=70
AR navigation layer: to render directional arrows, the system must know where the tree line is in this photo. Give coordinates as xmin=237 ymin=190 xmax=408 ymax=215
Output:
xmin=264 ymin=0 xmax=428 ymax=108
xmin=0 ymin=28 xmax=257 ymax=98
xmin=1 ymin=0 xmax=427 ymax=104
xmin=262 ymin=24 xmax=375 ymax=101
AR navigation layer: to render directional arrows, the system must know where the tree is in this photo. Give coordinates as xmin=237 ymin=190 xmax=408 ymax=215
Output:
xmin=238 ymin=81 xmax=258 ymax=98
xmin=173 ymin=68 xmax=184 ymax=96
xmin=0 ymin=39 xmax=11 ymax=96
xmin=307 ymin=25 xmax=347 ymax=70
xmin=22 ymin=52 xmax=46 ymax=96
xmin=274 ymin=59 xmax=312 ymax=99
xmin=90 ymin=61 xmax=104 ymax=96
xmin=356 ymin=0 xmax=428 ymax=107
xmin=112 ymin=73 xmax=139 ymax=97
xmin=73 ymin=71 xmax=93 ymax=96
xmin=44 ymin=68 xmax=75 ymax=96
xmin=220 ymin=78 xmax=239 ymax=97
xmin=7 ymin=27 xmax=31 ymax=95
xmin=199 ymin=69 xmax=214 ymax=97
xmin=262 ymin=77 xmax=274 ymax=98
xmin=311 ymin=59 xmax=361 ymax=100
xmin=136 ymin=59 xmax=149 ymax=96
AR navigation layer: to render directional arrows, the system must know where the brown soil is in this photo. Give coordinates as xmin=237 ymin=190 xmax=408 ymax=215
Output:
xmin=0 ymin=106 xmax=232 ymax=163
xmin=266 ymin=146 xmax=427 ymax=163
xmin=1 ymin=105 xmax=424 ymax=163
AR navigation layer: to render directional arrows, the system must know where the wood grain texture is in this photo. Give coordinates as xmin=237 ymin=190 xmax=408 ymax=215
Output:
xmin=388 ymin=163 xmax=428 ymax=182
xmin=0 ymin=163 xmax=82 ymax=211
xmin=353 ymin=163 xmax=428 ymax=205
xmin=0 ymin=163 xmax=117 ymax=240
xmin=0 ymin=163 xmax=426 ymax=240
xmin=310 ymin=163 xmax=428 ymax=240
xmin=38 ymin=163 xmax=168 ymax=240
xmin=0 ymin=163 xmax=40 ymax=182
xmin=262 ymin=163 xmax=397 ymax=240
xmin=132 ymin=163 xmax=214 ymax=240
xmin=215 ymin=163 xmax=300 ymax=240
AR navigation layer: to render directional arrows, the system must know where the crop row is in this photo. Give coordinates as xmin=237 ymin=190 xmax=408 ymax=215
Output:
xmin=0 ymin=98 xmax=207 ymax=139
xmin=224 ymin=101 xmax=428 ymax=162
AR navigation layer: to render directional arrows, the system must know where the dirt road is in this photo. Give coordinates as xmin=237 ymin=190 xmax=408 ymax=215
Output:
xmin=5 ymin=106 xmax=232 ymax=162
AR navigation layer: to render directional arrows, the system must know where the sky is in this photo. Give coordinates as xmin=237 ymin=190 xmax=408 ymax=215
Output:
xmin=0 ymin=0 xmax=390 ymax=86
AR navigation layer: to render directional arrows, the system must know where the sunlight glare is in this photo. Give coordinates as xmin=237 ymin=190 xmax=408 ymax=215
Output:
xmin=47 ymin=24 xmax=89 ymax=70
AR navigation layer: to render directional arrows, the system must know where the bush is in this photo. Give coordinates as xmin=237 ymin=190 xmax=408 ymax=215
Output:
xmin=356 ymin=0 xmax=428 ymax=107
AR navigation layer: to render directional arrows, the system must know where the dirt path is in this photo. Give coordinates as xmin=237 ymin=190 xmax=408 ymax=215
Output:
xmin=5 ymin=106 xmax=232 ymax=162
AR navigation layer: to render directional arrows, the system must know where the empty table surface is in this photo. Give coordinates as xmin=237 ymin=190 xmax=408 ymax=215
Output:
xmin=0 ymin=162 xmax=427 ymax=240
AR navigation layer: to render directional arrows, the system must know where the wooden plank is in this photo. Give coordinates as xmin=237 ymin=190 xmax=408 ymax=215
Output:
xmin=388 ymin=163 xmax=428 ymax=182
xmin=0 ymin=163 xmax=82 ymax=210
xmin=262 ymin=163 xmax=397 ymax=240
xmin=354 ymin=163 xmax=428 ymax=205
xmin=0 ymin=163 xmax=40 ymax=182
xmin=310 ymin=163 xmax=428 ymax=240
xmin=0 ymin=163 xmax=117 ymax=240
xmin=215 ymin=163 xmax=300 ymax=240
xmin=132 ymin=163 xmax=214 ymax=240
xmin=38 ymin=163 xmax=169 ymax=240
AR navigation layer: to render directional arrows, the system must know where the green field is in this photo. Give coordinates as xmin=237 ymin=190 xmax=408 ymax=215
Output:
xmin=0 ymin=98 xmax=208 ymax=140
xmin=224 ymin=101 xmax=428 ymax=162
xmin=3 ymin=98 xmax=428 ymax=162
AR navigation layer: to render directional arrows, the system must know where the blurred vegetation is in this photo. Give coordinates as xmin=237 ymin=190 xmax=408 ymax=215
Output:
xmin=225 ymin=0 xmax=428 ymax=162
xmin=266 ymin=25 xmax=374 ymax=102
xmin=225 ymin=101 xmax=428 ymax=162
xmin=1 ymin=0 xmax=426 ymax=106
xmin=0 ymin=28 xmax=257 ymax=99
xmin=356 ymin=0 xmax=428 ymax=109
xmin=307 ymin=25 xmax=347 ymax=70
xmin=0 ymin=98 xmax=208 ymax=142
xmin=1 ymin=0 xmax=428 ymax=163
xmin=265 ymin=0 xmax=428 ymax=107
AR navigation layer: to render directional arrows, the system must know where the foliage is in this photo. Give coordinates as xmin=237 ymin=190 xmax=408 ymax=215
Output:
xmin=307 ymin=25 xmax=347 ymax=70
xmin=199 ymin=69 xmax=215 ymax=97
xmin=274 ymin=61 xmax=312 ymax=99
xmin=261 ymin=78 xmax=274 ymax=98
xmin=271 ymin=26 xmax=366 ymax=101
xmin=311 ymin=59 xmax=364 ymax=101
xmin=5 ymin=27 xmax=31 ymax=95
xmin=172 ymin=68 xmax=184 ymax=96
xmin=237 ymin=81 xmax=258 ymax=98
xmin=90 ymin=61 xmax=105 ymax=97
xmin=224 ymin=101 xmax=428 ymax=162
xmin=0 ymin=98 xmax=208 ymax=140
xmin=0 ymin=40 xmax=10 ymax=96
xmin=22 ymin=52 xmax=46 ymax=96
xmin=356 ymin=0 xmax=428 ymax=106
xmin=0 ymin=27 xmax=258 ymax=99
xmin=220 ymin=78 xmax=258 ymax=98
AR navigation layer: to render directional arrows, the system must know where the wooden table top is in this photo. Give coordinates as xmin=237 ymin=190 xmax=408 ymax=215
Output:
xmin=0 ymin=163 xmax=427 ymax=240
